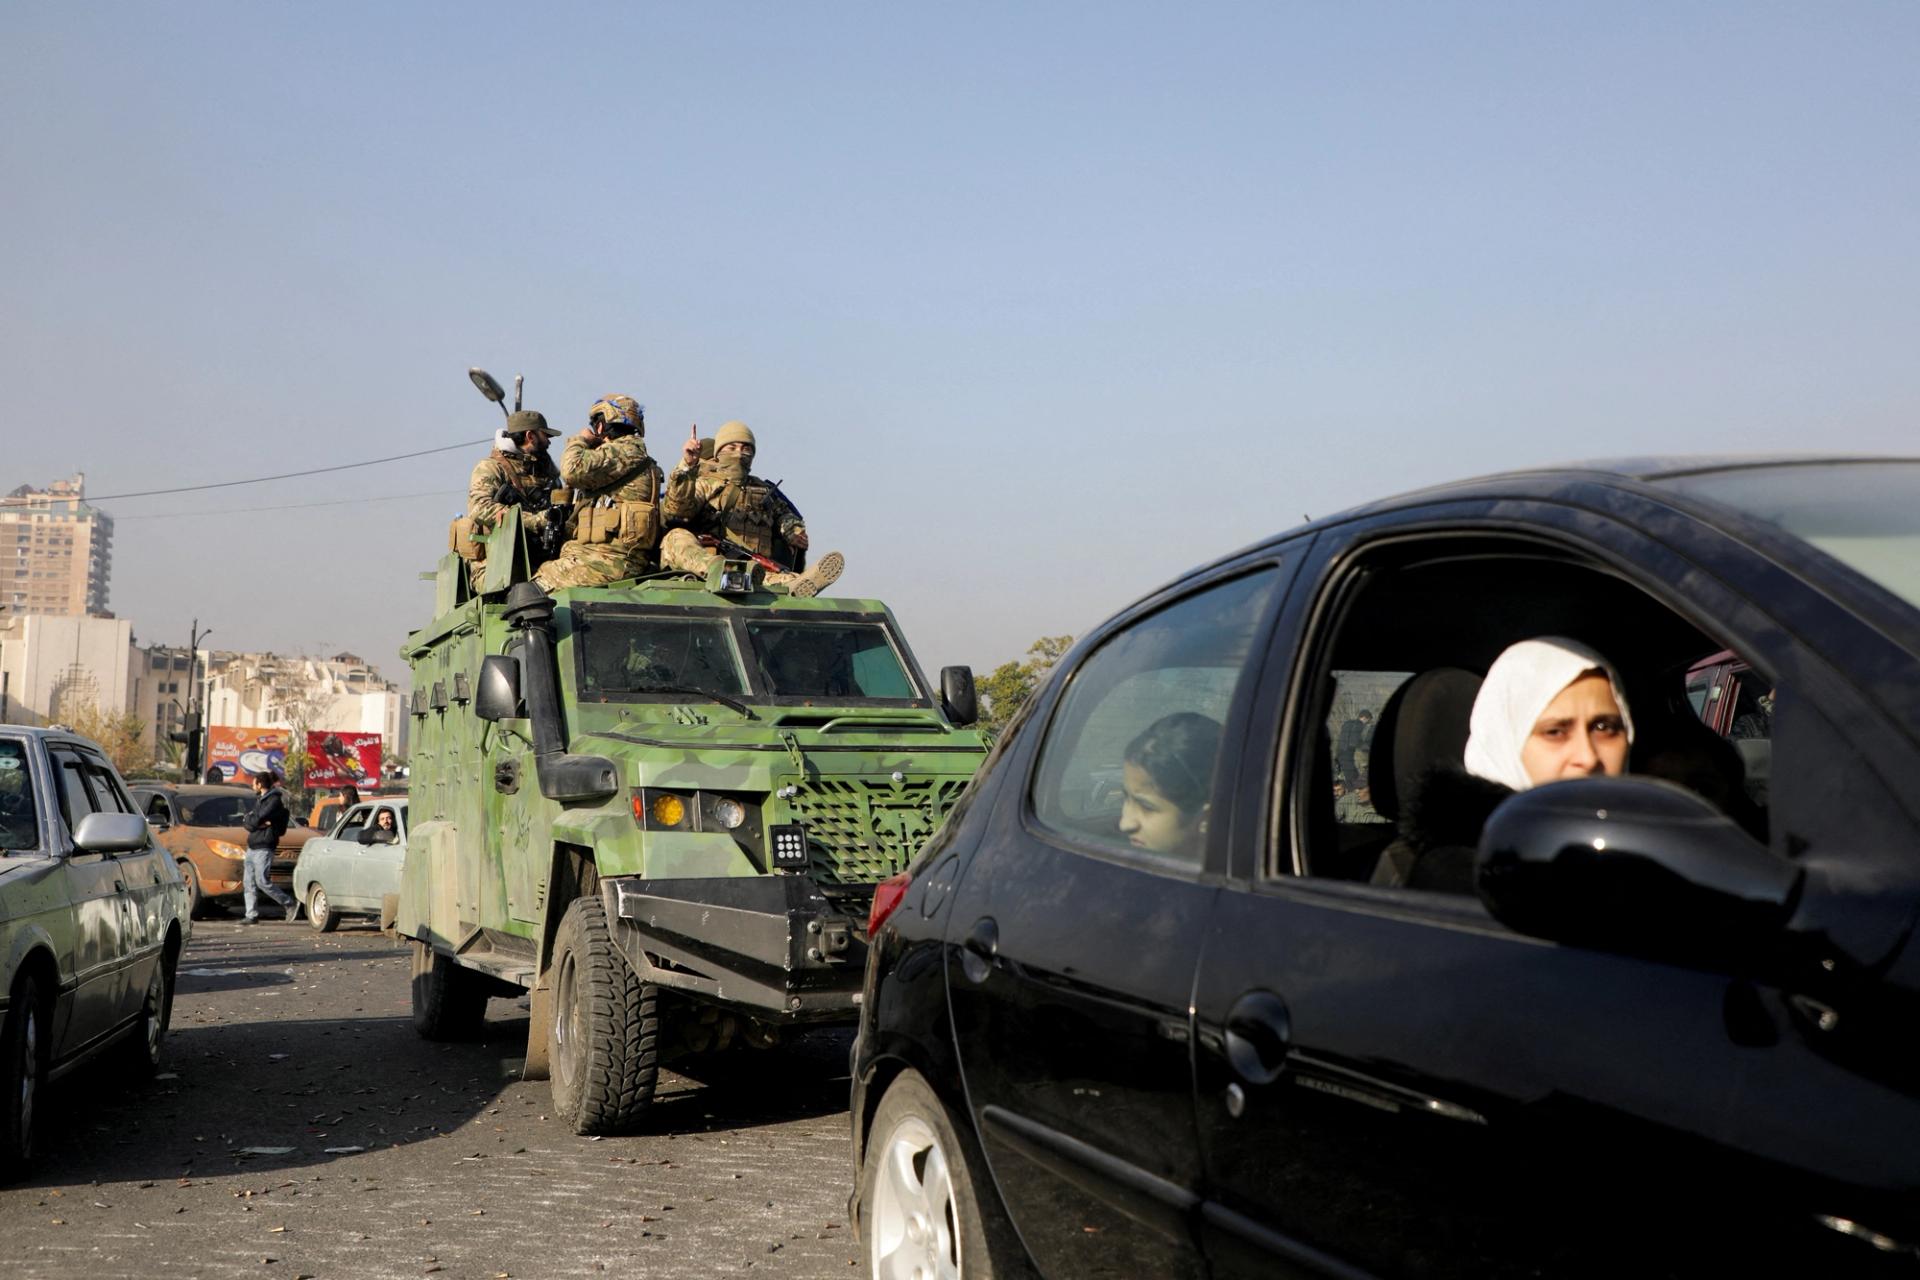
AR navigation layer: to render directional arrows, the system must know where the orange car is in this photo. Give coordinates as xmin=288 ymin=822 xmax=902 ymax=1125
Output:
xmin=127 ymin=783 xmax=317 ymax=917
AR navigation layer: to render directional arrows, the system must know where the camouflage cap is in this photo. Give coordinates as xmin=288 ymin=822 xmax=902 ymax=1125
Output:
xmin=590 ymin=395 xmax=645 ymax=435
xmin=506 ymin=410 xmax=554 ymax=438
xmin=715 ymin=420 xmax=756 ymax=451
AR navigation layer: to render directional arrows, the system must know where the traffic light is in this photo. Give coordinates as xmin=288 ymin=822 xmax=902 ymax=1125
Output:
xmin=168 ymin=710 xmax=203 ymax=778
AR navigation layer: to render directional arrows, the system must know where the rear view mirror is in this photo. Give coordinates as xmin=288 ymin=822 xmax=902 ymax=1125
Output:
xmin=940 ymin=666 xmax=978 ymax=727
xmin=1476 ymin=777 xmax=1801 ymax=968
xmin=475 ymin=654 xmax=524 ymax=722
xmin=73 ymin=812 xmax=153 ymax=855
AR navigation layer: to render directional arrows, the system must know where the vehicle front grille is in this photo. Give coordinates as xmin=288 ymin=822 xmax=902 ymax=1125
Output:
xmin=783 ymin=776 xmax=969 ymax=885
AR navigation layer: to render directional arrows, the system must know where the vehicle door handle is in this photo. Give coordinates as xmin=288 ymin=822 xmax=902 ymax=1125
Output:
xmin=959 ymin=916 xmax=998 ymax=985
xmin=1223 ymin=990 xmax=1293 ymax=1087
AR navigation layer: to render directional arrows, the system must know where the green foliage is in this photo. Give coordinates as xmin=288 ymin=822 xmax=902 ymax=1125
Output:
xmin=60 ymin=700 xmax=152 ymax=779
xmin=978 ymin=635 xmax=1073 ymax=732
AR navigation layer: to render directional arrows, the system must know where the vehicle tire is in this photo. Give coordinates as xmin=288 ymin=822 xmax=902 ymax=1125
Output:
xmin=0 ymin=973 xmax=48 ymax=1180
xmin=180 ymin=861 xmax=209 ymax=920
xmin=548 ymin=895 xmax=659 ymax=1135
xmin=859 ymin=1069 xmax=1005 ymax=1280
xmin=307 ymin=884 xmax=339 ymax=933
xmin=409 ymin=940 xmax=489 ymax=1040
xmin=121 ymin=946 xmax=177 ymax=1077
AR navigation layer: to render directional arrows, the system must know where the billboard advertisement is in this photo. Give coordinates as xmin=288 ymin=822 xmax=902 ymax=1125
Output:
xmin=206 ymin=727 xmax=292 ymax=784
xmin=304 ymin=731 xmax=382 ymax=790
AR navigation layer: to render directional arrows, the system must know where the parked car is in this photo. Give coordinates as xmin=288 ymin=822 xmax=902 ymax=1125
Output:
xmin=851 ymin=456 xmax=1920 ymax=1278
xmin=1 ymin=725 xmax=191 ymax=1176
xmin=128 ymin=783 xmax=315 ymax=917
xmin=291 ymin=798 xmax=407 ymax=932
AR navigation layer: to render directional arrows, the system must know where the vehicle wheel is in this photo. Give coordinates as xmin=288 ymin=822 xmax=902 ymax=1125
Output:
xmin=860 ymin=1069 xmax=1002 ymax=1280
xmin=409 ymin=940 xmax=489 ymax=1040
xmin=307 ymin=884 xmax=339 ymax=933
xmin=548 ymin=895 xmax=659 ymax=1135
xmin=0 ymin=973 xmax=47 ymax=1179
xmin=180 ymin=862 xmax=209 ymax=920
xmin=121 ymin=948 xmax=177 ymax=1077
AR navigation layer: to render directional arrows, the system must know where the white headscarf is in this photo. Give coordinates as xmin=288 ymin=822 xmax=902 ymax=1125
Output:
xmin=1462 ymin=636 xmax=1634 ymax=792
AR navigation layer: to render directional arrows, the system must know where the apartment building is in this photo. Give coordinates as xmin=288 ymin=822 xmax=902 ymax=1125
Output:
xmin=2 ymin=473 xmax=115 ymax=618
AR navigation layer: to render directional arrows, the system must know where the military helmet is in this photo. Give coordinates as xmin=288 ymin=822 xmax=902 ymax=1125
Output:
xmin=590 ymin=394 xmax=644 ymax=436
xmin=714 ymin=420 xmax=756 ymax=452
xmin=506 ymin=409 xmax=554 ymax=439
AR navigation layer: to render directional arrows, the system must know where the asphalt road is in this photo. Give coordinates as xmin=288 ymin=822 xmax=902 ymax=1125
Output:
xmin=0 ymin=916 xmax=864 ymax=1279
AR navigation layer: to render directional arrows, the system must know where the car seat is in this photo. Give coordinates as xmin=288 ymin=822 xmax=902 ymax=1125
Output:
xmin=1367 ymin=667 xmax=1484 ymax=887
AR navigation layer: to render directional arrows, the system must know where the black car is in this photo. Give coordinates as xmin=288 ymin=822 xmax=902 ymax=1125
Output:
xmin=849 ymin=456 xmax=1920 ymax=1278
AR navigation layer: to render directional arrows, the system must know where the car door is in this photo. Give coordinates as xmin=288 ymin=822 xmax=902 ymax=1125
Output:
xmin=356 ymin=804 xmax=407 ymax=909
xmin=943 ymin=564 xmax=1290 ymax=1277
xmin=78 ymin=755 xmax=170 ymax=1022
xmin=46 ymin=746 xmax=128 ymax=1051
xmin=1191 ymin=500 xmax=1920 ymax=1277
xmin=321 ymin=804 xmax=372 ymax=906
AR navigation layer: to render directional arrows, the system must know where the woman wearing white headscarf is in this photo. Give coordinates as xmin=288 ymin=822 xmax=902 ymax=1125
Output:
xmin=1374 ymin=636 xmax=1634 ymax=891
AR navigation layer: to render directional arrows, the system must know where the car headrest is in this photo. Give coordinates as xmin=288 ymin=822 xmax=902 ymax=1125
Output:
xmin=1370 ymin=667 xmax=1484 ymax=822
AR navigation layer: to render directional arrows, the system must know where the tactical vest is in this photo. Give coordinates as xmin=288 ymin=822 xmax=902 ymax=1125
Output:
xmin=576 ymin=453 xmax=664 ymax=553
xmin=702 ymin=465 xmax=781 ymax=557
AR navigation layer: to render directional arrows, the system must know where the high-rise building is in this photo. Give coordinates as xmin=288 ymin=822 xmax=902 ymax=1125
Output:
xmin=1 ymin=473 xmax=115 ymax=617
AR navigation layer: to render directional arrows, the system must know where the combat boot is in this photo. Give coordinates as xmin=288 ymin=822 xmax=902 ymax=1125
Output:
xmin=766 ymin=552 xmax=845 ymax=599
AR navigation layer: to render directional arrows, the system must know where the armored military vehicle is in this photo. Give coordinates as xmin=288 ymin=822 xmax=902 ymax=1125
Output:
xmin=397 ymin=500 xmax=988 ymax=1134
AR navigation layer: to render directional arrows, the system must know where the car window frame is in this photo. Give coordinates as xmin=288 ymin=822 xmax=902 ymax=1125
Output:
xmin=1242 ymin=495 xmax=1920 ymax=913
xmin=0 ymin=734 xmax=46 ymax=854
xmin=49 ymin=746 xmax=107 ymax=843
xmin=1018 ymin=556 xmax=1297 ymax=882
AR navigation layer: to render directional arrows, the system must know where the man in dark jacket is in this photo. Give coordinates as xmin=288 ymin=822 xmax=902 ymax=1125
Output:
xmin=240 ymin=769 xmax=300 ymax=924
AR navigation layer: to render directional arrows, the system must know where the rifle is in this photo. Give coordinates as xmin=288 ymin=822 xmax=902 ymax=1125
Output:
xmin=696 ymin=533 xmax=789 ymax=575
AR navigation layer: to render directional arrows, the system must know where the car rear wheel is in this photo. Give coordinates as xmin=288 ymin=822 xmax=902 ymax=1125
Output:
xmin=122 ymin=950 xmax=176 ymax=1077
xmin=0 ymin=973 xmax=47 ymax=1179
xmin=409 ymin=940 xmax=489 ymax=1040
xmin=548 ymin=895 xmax=659 ymax=1135
xmin=307 ymin=885 xmax=339 ymax=933
xmin=860 ymin=1070 xmax=1001 ymax=1280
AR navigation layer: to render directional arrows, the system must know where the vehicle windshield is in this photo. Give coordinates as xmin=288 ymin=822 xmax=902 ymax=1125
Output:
xmin=578 ymin=613 xmax=750 ymax=700
xmin=1657 ymin=461 xmax=1920 ymax=612
xmin=0 ymin=739 xmax=39 ymax=852
xmin=743 ymin=620 xmax=917 ymax=699
xmin=575 ymin=609 xmax=921 ymax=704
xmin=179 ymin=794 xmax=251 ymax=826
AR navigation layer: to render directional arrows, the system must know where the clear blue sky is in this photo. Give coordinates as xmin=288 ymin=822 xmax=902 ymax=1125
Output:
xmin=3 ymin=3 xmax=1915 ymax=685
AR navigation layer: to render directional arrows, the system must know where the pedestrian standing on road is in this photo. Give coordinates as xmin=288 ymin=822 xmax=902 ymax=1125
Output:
xmin=240 ymin=768 xmax=300 ymax=924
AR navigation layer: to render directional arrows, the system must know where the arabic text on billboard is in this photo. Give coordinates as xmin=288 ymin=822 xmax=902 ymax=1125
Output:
xmin=305 ymin=731 xmax=382 ymax=790
xmin=207 ymin=727 xmax=291 ymax=784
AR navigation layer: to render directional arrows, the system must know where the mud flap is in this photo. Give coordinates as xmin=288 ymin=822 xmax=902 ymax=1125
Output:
xmin=522 ymin=977 xmax=553 ymax=1080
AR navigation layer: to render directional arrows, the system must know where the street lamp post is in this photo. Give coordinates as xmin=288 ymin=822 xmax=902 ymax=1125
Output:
xmin=168 ymin=619 xmax=212 ymax=779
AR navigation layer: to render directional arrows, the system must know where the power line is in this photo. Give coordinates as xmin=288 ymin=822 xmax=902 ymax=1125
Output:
xmin=2 ymin=437 xmax=492 ymax=506
xmin=112 ymin=490 xmax=464 ymax=521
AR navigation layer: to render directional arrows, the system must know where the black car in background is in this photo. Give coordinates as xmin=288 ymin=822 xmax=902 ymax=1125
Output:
xmin=850 ymin=457 xmax=1920 ymax=1278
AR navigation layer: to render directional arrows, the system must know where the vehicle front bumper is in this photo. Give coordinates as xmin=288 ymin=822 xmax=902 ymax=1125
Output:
xmin=603 ymin=874 xmax=867 ymax=1021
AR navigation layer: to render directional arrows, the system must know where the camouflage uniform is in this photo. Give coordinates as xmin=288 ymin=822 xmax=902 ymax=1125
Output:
xmin=462 ymin=446 xmax=560 ymax=587
xmin=533 ymin=432 xmax=665 ymax=591
xmin=660 ymin=452 xmax=845 ymax=596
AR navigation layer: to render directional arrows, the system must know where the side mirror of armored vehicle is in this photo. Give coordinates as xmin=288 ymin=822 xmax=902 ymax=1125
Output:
xmin=474 ymin=654 xmax=524 ymax=722
xmin=469 ymin=367 xmax=507 ymax=403
xmin=940 ymin=665 xmax=979 ymax=727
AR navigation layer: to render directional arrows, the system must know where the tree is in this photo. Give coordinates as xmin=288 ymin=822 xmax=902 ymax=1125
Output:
xmin=62 ymin=700 xmax=152 ymax=779
xmin=977 ymin=635 xmax=1073 ymax=732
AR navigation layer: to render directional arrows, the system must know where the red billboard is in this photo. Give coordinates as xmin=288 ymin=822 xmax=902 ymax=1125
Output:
xmin=305 ymin=731 xmax=382 ymax=790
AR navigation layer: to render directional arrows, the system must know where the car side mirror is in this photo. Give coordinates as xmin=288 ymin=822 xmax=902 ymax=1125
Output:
xmin=357 ymin=826 xmax=378 ymax=845
xmin=146 ymin=816 xmax=171 ymax=831
xmin=475 ymin=654 xmax=523 ymax=722
xmin=1476 ymin=777 xmax=1802 ymax=968
xmin=940 ymin=665 xmax=978 ymax=727
xmin=74 ymin=812 xmax=154 ymax=855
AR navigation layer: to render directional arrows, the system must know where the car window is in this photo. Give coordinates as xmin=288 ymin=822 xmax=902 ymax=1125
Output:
xmin=179 ymin=793 xmax=251 ymax=826
xmin=366 ymin=805 xmax=402 ymax=843
xmin=1031 ymin=569 xmax=1282 ymax=867
xmin=335 ymin=804 xmax=373 ymax=841
xmin=142 ymin=792 xmax=173 ymax=823
xmin=0 ymin=739 xmax=40 ymax=852
xmin=83 ymin=759 xmax=136 ymax=814
xmin=1283 ymin=539 xmax=1773 ymax=892
xmin=51 ymin=750 xmax=103 ymax=836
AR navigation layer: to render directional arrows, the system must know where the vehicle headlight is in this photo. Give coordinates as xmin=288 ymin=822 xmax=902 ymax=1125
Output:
xmin=206 ymin=839 xmax=248 ymax=860
xmin=707 ymin=797 xmax=746 ymax=830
